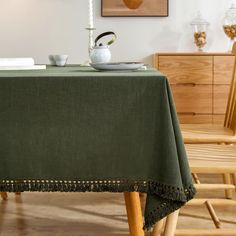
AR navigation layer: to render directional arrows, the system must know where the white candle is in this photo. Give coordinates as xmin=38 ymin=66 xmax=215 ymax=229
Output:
xmin=89 ymin=0 xmax=94 ymax=28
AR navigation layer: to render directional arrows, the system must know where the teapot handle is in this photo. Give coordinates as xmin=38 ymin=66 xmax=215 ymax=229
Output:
xmin=94 ymin=31 xmax=117 ymax=46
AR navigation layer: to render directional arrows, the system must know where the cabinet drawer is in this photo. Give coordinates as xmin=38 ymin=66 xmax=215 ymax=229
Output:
xmin=178 ymin=114 xmax=212 ymax=124
xmin=214 ymin=56 xmax=234 ymax=85
xmin=171 ymin=84 xmax=212 ymax=114
xmin=158 ymin=56 xmax=212 ymax=84
xmin=213 ymin=85 xmax=230 ymax=114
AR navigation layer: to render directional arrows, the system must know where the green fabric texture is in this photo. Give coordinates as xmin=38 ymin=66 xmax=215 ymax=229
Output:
xmin=0 ymin=65 xmax=195 ymax=229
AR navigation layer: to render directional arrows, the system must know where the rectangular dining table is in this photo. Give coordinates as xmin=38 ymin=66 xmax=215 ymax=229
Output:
xmin=0 ymin=65 xmax=195 ymax=235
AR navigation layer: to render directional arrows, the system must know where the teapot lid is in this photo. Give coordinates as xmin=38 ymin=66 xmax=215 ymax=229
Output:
xmin=93 ymin=45 xmax=109 ymax=49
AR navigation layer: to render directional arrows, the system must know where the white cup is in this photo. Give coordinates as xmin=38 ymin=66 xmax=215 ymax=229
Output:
xmin=49 ymin=54 xmax=68 ymax=67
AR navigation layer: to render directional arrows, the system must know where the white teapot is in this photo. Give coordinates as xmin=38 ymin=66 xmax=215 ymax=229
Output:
xmin=90 ymin=45 xmax=111 ymax=64
xmin=90 ymin=31 xmax=116 ymax=64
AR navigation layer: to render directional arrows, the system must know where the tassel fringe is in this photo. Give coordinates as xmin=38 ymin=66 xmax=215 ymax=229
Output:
xmin=0 ymin=179 xmax=196 ymax=230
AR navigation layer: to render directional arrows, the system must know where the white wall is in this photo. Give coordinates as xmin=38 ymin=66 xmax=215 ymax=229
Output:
xmin=0 ymin=0 xmax=235 ymax=65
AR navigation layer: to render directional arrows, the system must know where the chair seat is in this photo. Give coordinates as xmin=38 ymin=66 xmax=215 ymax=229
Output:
xmin=186 ymin=144 xmax=236 ymax=173
xmin=181 ymin=124 xmax=236 ymax=144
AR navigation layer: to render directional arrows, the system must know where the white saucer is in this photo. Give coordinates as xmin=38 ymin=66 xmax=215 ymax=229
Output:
xmin=90 ymin=62 xmax=144 ymax=71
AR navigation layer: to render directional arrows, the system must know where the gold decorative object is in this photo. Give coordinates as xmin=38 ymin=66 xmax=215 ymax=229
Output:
xmin=223 ymin=24 xmax=236 ymax=39
xmin=123 ymin=0 xmax=144 ymax=9
xmin=223 ymin=4 xmax=236 ymax=51
xmin=102 ymin=0 xmax=168 ymax=17
xmin=194 ymin=32 xmax=207 ymax=50
xmin=191 ymin=12 xmax=209 ymax=52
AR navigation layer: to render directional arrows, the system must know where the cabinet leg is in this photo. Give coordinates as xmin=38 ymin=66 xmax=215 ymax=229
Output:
xmin=124 ymin=192 xmax=145 ymax=236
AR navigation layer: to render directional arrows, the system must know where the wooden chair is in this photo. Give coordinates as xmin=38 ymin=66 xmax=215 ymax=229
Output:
xmin=152 ymin=153 xmax=236 ymax=235
xmin=151 ymin=45 xmax=236 ymax=236
xmin=187 ymin=144 xmax=236 ymax=185
xmin=182 ymin=44 xmax=236 ymax=200
xmin=159 ymin=74 xmax=236 ymax=235
xmin=181 ymin=43 xmax=236 ymax=198
xmin=172 ymin=144 xmax=236 ymax=236
xmin=153 ymin=144 xmax=236 ymax=236
xmin=173 ymin=47 xmax=236 ymax=235
xmin=181 ymin=42 xmax=236 ymax=145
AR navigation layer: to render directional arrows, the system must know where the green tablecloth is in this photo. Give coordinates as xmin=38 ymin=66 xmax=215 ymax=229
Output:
xmin=0 ymin=65 xmax=195 ymax=229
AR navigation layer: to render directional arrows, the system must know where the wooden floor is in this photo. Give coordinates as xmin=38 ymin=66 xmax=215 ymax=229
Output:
xmin=0 ymin=175 xmax=235 ymax=236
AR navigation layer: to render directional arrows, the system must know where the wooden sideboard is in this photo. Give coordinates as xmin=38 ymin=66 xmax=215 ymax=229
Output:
xmin=153 ymin=52 xmax=235 ymax=124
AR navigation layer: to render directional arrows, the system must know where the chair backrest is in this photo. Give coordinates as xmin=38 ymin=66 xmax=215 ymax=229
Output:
xmin=224 ymin=42 xmax=236 ymax=135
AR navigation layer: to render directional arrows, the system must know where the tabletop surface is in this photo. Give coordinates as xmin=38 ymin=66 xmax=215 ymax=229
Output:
xmin=0 ymin=65 xmax=163 ymax=78
xmin=0 ymin=65 xmax=195 ymax=229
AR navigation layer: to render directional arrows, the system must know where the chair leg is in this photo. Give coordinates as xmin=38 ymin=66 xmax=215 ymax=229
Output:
xmin=204 ymin=201 xmax=221 ymax=228
xmin=192 ymin=173 xmax=200 ymax=184
xmin=124 ymin=192 xmax=145 ymax=236
xmin=1 ymin=192 xmax=21 ymax=200
xmin=232 ymin=173 xmax=236 ymax=189
xmin=163 ymin=210 xmax=179 ymax=236
xmin=0 ymin=192 xmax=8 ymax=200
xmin=223 ymin=174 xmax=233 ymax=199
xmin=152 ymin=218 xmax=165 ymax=236
xmin=193 ymin=173 xmax=222 ymax=228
